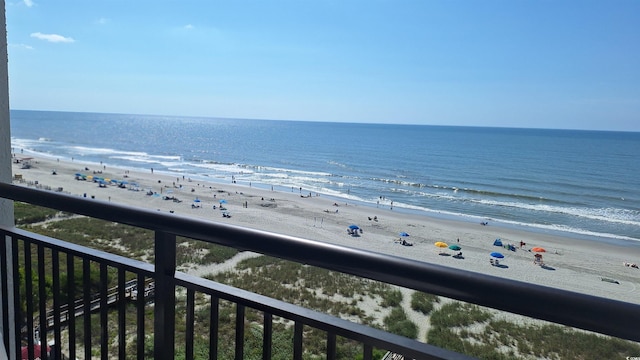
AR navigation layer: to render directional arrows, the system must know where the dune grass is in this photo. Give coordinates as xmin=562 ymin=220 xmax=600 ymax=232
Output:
xmin=14 ymin=203 xmax=640 ymax=359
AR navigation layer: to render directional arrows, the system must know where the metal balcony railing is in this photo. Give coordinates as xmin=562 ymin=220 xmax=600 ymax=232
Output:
xmin=1 ymin=182 xmax=639 ymax=360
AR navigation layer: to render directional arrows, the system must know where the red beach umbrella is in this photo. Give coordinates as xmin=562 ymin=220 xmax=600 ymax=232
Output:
xmin=531 ymin=247 xmax=546 ymax=252
xmin=21 ymin=344 xmax=50 ymax=360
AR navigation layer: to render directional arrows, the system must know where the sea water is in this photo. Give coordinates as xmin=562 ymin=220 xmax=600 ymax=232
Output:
xmin=9 ymin=110 xmax=640 ymax=243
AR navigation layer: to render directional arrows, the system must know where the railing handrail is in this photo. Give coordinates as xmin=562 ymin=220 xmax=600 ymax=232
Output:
xmin=2 ymin=182 xmax=639 ymax=342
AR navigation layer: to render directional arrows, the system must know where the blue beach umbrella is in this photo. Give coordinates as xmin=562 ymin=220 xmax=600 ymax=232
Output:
xmin=399 ymin=232 xmax=410 ymax=237
xmin=219 ymin=199 xmax=227 ymax=204
xmin=348 ymin=225 xmax=359 ymax=230
xmin=194 ymin=198 xmax=201 ymax=203
xmin=490 ymin=252 xmax=504 ymax=259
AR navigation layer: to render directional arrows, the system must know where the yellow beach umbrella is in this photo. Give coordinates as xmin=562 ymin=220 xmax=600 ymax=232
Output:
xmin=434 ymin=241 xmax=448 ymax=248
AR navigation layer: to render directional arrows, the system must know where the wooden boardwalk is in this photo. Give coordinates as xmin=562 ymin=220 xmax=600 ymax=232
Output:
xmin=33 ymin=278 xmax=155 ymax=331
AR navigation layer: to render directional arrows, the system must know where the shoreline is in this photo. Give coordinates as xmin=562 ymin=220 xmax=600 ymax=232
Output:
xmin=19 ymin=149 xmax=640 ymax=245
xmin=10 ymin=154 xmax=640 ymax=305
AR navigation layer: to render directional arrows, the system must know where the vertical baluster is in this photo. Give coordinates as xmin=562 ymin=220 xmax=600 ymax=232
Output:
xmin=51 ymin=249 xmax=62 ymax=360
xmin=326 ymin=332 xmax=336 ymax=360
xmin=67 ymin=254 xmax=76 ymax=360
xmin=37 ymin=245 xmax=47 ymax=359
xmin=293 ymin=321 xmax=303 ymax=360
xmin=209 ymin=296 xmax=219 ymax=360
xmin=83 ymin=258 xmax=91 ymax=360
xmin=11 ymin=237 xmax=21 ymax=359
xmin=363 ymin=343 xmax=373 ymax=360
xmin=136 ymin=273 xmax=145 ymax=360
xmin=154 ymin=231 xmax=176 ymax=360
xmin=186 ymin=288 xmax=195 ymax=360
xmin=235 ymin=304 xmax=245 ymax=360
xmin=117 ymin=269 xmax=126 ymax=359
xmin=263 ymin=313 xmax=272 ymax=360
xmin=0 ymin=233 xmax=9 ymax=352
xmin=100 ymin=262 xmax=108 ymax=359
xmin=24 ymin=241 xmax=35 ymax=360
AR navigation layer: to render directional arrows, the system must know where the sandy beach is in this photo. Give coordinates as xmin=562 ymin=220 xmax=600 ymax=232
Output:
xmin=10 ymin=155 xmax=640 ymax=306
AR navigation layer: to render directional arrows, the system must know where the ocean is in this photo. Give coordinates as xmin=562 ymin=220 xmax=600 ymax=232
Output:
xmin=8 ymin=110 xmax=640 ymax=244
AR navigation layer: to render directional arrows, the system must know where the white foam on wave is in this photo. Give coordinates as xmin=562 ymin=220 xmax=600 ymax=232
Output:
xmin=403 ymin=188 xmax=640 ymax=227
xmin=191 ymin=162 xmax=248 ymax=174
xmin=470 ymin=199 xmax=640 ymax=227
xmin=371 ymin=198 xmax=640 ymax=243
xmin=66 ymin=145 xmax=148 ymax=157
xmin=11 ymin=138 xmax=42 ymax=149
xmin=245 ymin=164 xmax=333 ymax=178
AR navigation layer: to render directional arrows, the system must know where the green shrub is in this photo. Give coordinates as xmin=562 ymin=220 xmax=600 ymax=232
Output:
xmin=410 ymin=291 xmax=439 ymax=315
xmin=380 ymin=289 xmax=402 ymax=307
xmin=383 ymin=308 xmax=418 ymax=339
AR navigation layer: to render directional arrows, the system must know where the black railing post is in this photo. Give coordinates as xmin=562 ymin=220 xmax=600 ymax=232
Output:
xmin=154 ymin=231 xmax=176 ymax=360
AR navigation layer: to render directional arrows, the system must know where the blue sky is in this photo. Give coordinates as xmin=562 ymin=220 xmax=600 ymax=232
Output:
xmin=6 ymin=0 xmax=640 ymax=131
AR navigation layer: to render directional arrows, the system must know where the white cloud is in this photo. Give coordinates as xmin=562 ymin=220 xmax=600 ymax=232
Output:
xmin=23 ymin=0 xmax=34 ymax=7
xmin=30 ymin=32 xmax=75 ymax=43
xmin=9 ymin=43 xmax=34 ymax=50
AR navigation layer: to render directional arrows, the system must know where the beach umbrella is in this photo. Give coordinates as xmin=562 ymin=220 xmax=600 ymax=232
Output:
xmin=21 ymin=344 xmax=50 ymax=360
xmin=194 ymin=198 xmax=201 ymax=203
xmin=399 ymin=232 xmax=410 ymax=237
xmin=219 ymin=199 xmax=227 ymax=204
xmin=449 ymin=244 xmax=461 ymax=251
xmin=74 ymin=172 xmax=83 ymax=177
xmin=434 ymin=241 xmax=448 ymax=248
xmin=348 ymin=225 xmax=360 ymax=230
xmin=531 ymin=247 xmax=546 ymax=252
xmin=490 ymin=252 xmax=505 ymax=258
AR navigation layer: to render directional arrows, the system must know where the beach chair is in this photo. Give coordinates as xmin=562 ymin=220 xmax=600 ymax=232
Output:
xmin=490 ymin=258 xmax=495 ymax=266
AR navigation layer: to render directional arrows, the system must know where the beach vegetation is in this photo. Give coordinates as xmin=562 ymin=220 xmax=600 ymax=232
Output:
xmin=427 ymin=301 xmax=640 ymax=360
xmin=11 ymin=203 xmax=640 ymax=359
xmin=380 ymin=289 xmax=402 ymax=307
xmin=14 ymin=201 xmax=70 ymax=225
xmin=383 ymin=307 xmax=418 ymax=339
xmin=210 ymin=255 xmax=394 ymax=325
xmin=410 ymin=291 xmax=440 ymax=315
